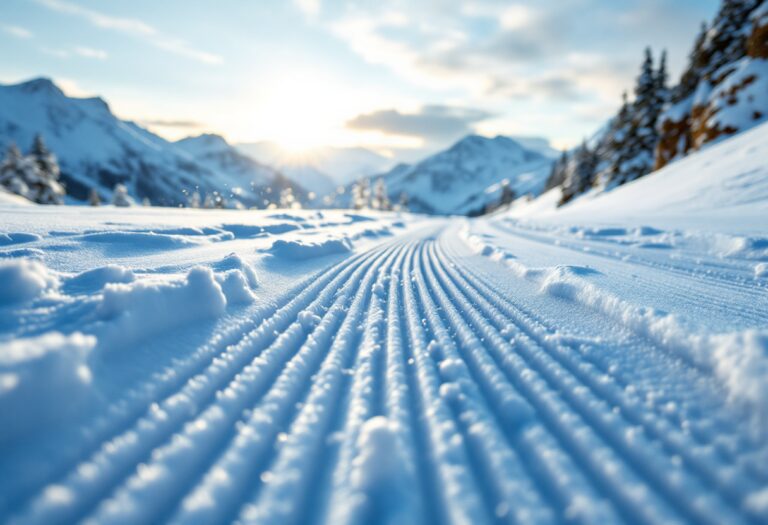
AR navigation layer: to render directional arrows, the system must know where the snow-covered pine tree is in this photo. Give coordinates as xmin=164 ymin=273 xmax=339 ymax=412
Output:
xmin=372 ymin=178 xmax=390 ymax=211
xmin=88 ymin=187 xmax=101 ymax=206
xmin=351 ymin=180 xmax=367 ymax=210
xmin=655 ymin=50 xmax=670 ymax=107
xmin=560 ymin=141 xmax=597 ymax=205
xmin=203 ymin=193 xmax=215 ymax=209
xmin=707 ymin=0 xmax=759 ymax=74
xmin=112 ymin=183 xmax=132 ymax=207
xmin=28 ymin=135 xmax=65 ymax=204
xmin=544 ymin=150 xmax=568 ymax=191
xmin=188 ymin=190 xmax=201 ymax=208
xmin=498 ymin=180 xmax=515 ymax=207
xmin=608 ymin=47 xmax=666 ymax=187
xmin=0 ymin=144 xmax=32 ymax=200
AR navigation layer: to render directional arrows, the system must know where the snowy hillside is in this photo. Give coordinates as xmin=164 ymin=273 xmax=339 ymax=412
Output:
xmin=237 ymin=142 xmax=393 ymax=196
xmin=0 ymin=79 xmax=304 ymax=207
xmin=356 ymin=135 xmax=553 ymax=215
xmin=511 ymin=118 xmax=768 ymax=231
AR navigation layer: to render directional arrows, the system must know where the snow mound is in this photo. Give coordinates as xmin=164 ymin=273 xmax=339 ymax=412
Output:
xmin=0 ymin=332 xmax=95 ymax=444
xmin=213 ymin=253 xmax=259 ymax=289
xmin=96 ymin=267 xmax=227 ymax=347
xmin=263 ymin=238 xmax=352 ymax=260
xmin=65 ymin=265 xmax=135 ymax=293
xmin=0 ymin=258 xmax=58 ymax=305
xmin=0 ymin=232 xmax=41 ymax=246
xmin=77 ymin=230 xmax=229 ymax=250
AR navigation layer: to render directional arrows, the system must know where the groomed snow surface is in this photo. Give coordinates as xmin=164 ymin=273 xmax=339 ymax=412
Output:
xmin=2 ymin=125 xmax=768 ymax=525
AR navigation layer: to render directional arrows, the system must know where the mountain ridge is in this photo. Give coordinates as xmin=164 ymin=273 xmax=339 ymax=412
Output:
xmin=0 ymin=78 xmax=305 ymax=207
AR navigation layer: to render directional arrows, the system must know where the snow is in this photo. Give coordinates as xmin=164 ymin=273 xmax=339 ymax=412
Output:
xmin=511 ymin=119 xmax=768 ymax=232
xmin=1 ymin=124 xmax=768 ymax=524
xmin=263 ymin=237 xmax=352 ymax=260
xmin=0 ymin=332 xmax=95 ymax=444
xmin=96 ymin=267 xmax=228 ymax=347
xmin=0 ymin=258 xmax=58 ymax=304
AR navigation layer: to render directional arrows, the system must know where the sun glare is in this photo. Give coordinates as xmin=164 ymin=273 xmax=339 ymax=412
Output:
xmin=248 ymin=69 xmax=356 ymax=155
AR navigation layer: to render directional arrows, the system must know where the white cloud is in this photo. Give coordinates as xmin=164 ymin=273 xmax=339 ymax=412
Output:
xmin=295 ymin=0 xmax=320 ymax=16
xmin=74 ymin=46 xmax=108 ymax=60
xmin=2 ymin=25 xmax=33 ymax=39
xmin=35 ymin=0 xmax=222 ymax=65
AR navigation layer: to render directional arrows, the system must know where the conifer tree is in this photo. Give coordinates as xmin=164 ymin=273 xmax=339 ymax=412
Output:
xmin=88 ymin=187 xmax=101 ymax=206
xmin=0 ymin=144 xmax=34 ymax=199
xmin=27 ymin=135 xmax=65 ymax=204
xmin=112 ymin=183 xmax=132 ymax=207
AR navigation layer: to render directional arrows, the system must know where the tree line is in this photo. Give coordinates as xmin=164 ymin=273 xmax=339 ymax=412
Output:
xmin=547 ymin=0 xmax=766 ymax=206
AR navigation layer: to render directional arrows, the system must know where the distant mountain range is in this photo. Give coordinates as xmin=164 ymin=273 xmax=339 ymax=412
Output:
xmin=0 ymin=77 xmax=559 ymax=214
xmin=236 ymin=141 xmax=395 ymax=197
xmin=0 ymin=78 xmax=303 ymax=207
xmin=334 ymin=135 xmax=556 ymax=215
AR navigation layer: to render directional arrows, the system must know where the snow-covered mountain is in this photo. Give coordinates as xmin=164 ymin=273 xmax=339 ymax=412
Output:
xmin=0 ymin=78 xmax=304 ymax=207
xmin=347 ymin=135 xmax=554 ymax=215
xmin=237 ymin=141 xmax=394 ymax=195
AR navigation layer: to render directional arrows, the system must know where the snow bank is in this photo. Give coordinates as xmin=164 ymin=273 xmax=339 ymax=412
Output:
xmin=0 ymin=258 xmax=58 ymax=305
xmin=0 ymin=332 xmax=96 ymax=444
xmin=263 ymin=237 xmax=352 ymax=260
xmin=96 ymin=267 xmax=227 ymax=347
xmin=65 ymin=265 xmax=135 ymax=293
xmin=462 ymin=228 xmax=768 ymax=429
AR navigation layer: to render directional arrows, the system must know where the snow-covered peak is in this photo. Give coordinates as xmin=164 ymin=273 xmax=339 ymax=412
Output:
xmin=0 ymin=77 xmax=304 ymax=207
xmin=175 ymin=133 xmax=230 ymax=155
xmin=13 ymin=77 xmax=64 ymax=97
xmin=342 ymin=133 xmax=553 ymax=215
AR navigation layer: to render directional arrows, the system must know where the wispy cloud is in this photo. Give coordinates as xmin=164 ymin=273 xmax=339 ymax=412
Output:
xmin=347 ymin=105 xmax=493 ymax=142
xmin=35 ymin=0 xmax=222 ymax=65
xmin=74 ymin=46 xmax=108 ymax=60
xmin=2 ymin=25 xmax=33 ymax=39
xmin=139 ymin=119 xmax=204 ymax=128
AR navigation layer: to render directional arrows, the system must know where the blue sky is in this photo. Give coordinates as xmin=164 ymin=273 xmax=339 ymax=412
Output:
xmin=1 ymin=0 xmax=719 ymax=160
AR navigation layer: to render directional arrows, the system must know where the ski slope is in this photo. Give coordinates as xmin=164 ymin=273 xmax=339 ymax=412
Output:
xmin=0 ymin=200 xmax=766 ymax=525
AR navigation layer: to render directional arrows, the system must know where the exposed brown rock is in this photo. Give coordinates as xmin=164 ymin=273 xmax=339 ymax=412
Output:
xmin=748 ymin=13 xmax=768 ymax=58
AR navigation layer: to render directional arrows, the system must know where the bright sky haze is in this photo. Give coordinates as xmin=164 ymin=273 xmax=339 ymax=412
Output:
xmin=0 ymin=0 xmax=719 ymax=160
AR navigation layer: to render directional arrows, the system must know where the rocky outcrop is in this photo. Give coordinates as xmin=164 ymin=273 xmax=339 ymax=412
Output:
xmin=655 ymin=1 xmax=767 ymax=170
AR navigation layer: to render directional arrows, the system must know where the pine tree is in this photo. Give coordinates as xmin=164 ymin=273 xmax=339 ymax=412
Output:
xmin=351 ymin=180 xmax=367 ymax=210
xmin=707 ymin=0 xmax=759 ymax=75
xmin=88 ymin=187 xmax=101 ymax=206
xmin=560 ymin=141 xmax=596 ymax=204
xmin=0 ymin=144 xmax=32 ymax=200
xmin=188 ymin=190 xmax=201 ymax=208
xmin=112 ymin=183 xmax=132 ymax=207
xmin=655 ymin=49 xmax=670 ymax=104
xmin=673 ymin=22 xmax=709 ymax=104
xmin=544 ymin=150 xmax=568 ymax=191
xmin=498 ymin=180 xmax=515 ymax=207
xmin=372 ymin=178 xmax=390 ymax=210
xmin=27 ymin=135 xmax=65 ymax=204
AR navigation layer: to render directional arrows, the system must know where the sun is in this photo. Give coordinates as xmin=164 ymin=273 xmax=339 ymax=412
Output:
xmin=247 ymin=69 xmax=356 ymax=156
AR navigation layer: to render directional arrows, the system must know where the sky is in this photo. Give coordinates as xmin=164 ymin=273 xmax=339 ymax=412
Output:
xmin=0 ymin=0 xmax=719 ymax=161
